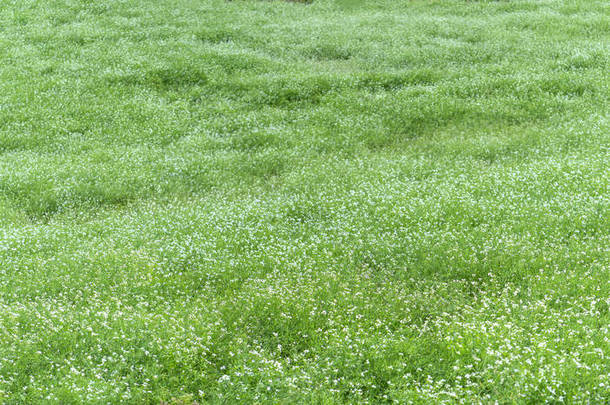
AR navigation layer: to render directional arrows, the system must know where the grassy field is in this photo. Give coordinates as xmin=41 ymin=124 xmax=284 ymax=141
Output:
xmin=0 ymin=0 xmax=609 ymax=403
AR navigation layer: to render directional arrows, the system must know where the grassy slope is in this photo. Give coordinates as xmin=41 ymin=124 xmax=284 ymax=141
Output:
xmin=0 ymin=0 xmax=608 ymax=402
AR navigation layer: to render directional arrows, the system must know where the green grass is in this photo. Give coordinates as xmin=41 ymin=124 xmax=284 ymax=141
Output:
xmin=0 ymin=0 xmax=609 ymax=403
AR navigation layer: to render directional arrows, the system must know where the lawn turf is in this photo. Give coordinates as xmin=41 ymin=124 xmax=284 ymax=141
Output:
xmin=0 ymin=0 xmax=609 ymax=403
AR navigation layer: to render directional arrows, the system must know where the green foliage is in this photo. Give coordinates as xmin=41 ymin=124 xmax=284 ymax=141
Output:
xmin=0 ymin=0 xmax=608 ymax=403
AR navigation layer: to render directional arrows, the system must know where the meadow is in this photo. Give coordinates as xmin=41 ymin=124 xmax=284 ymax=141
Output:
xmin=0 ymin=0 xmax=608 ymax=403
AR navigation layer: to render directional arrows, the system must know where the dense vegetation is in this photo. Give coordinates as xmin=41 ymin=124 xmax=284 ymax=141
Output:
xmin=0 ymin=0 xmax=608 ymax=403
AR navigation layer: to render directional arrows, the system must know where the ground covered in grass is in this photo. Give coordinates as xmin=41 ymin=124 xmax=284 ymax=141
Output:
xmin=0 ymin=0 xmax=608 ymax=403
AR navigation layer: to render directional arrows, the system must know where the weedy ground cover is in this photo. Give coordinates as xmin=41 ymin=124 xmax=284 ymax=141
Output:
xmin=0 ymin=0 xmax=608 ymax=403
